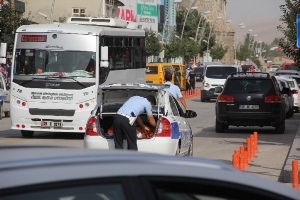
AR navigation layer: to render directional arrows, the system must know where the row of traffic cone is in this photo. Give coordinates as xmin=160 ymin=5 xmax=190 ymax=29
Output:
xmin=232 ymin=131 xmax=259 ymax=171
xmin=182 ymin=88 xmax=201 ymax=99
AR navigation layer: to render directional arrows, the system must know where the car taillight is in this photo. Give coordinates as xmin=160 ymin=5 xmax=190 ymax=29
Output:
xmin=156 ymin=117 xmax=171 ymax=137
xmin=294 ymin=90 xmax=298 ymax=94
xmin=218 ymin=94 xmax=234 ymax=102
xmin=86 ymin=116 xmax=99 ymax=136
xmin=264 ymin=95 xmax=281 ymax=103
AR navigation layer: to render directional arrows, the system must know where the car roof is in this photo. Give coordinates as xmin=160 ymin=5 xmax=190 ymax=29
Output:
xmin=0 ymin=145 xmax=299 ymax=199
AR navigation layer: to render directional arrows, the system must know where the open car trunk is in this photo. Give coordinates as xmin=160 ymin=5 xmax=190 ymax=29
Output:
xmin=96 ymin=85 xmax=164 ymax=139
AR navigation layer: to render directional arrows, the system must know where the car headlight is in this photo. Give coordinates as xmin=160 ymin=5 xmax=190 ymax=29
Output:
xmin=203 ymin=81 xmax=210 ymax=87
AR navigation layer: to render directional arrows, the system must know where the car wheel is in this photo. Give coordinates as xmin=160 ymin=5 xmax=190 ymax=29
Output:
xmin=275 ymin=121 xmax=285 ymax=134
xmin=0 ymin=104 xmax=2 ymax=120
xmin=175 ymin=143 xmax=180 ymax=156
xmin=187 ymin=137 xmax=193 ymax=156
xmin=4 ymin=111 xmax=10 ymax=118
xmin=215 ymin=119 xmax=225 ymax=133
xmin=21 ymin=130 xmax=34 ymax=138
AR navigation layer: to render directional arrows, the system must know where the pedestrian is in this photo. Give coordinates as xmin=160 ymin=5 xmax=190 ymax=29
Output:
xmin=0 ymin=63 xmax=7 ymax=80
xmin=164 ymin=72 xmax=188 ymax=111
xmin=113 ymin=95 xmax=157 ymax=150
xmin=174 ymin=67 xmax=181 ymax=88
xmin=190 ymin=59 xmax=197 ymax=69
xmin=187 ymin=67 xmax=196 ymax=95
xmin=6 ymin=61 xmax=11 ymax=86
xmin=185 ymin=67 xmax=190 ymax=91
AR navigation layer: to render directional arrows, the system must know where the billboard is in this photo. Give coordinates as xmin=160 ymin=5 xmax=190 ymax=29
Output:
xmin=118 ymin=0 xmax=158 ymax=32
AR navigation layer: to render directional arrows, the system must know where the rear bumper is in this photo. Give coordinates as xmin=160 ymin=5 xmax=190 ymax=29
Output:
xmin=84 ymin=135 xmax=178 ymax=155
xmin=216 ymin=113 xmax=285 ymax=126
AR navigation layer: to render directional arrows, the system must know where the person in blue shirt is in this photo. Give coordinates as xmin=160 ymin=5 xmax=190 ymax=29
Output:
xmin=164 ymin=72 xmax=188 ymax=111
xmin=113 ymin=95 xmax=157 ymax=150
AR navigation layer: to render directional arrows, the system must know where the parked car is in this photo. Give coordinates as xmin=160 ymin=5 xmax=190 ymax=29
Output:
xmin=194 ymin=66 xmax=205 ymax=82
xmin=278 ymin=76 xmax=300 ymax=113
xmin=215 ymin=72 xmax=289 ymax=134
xmin=274 ymin=70 xmax=300 ymax=76
xmin=84 ymin=83 xmax=196 ymax=156
xmin=0 ymin=72 xmax=10 ymax=119
xmin=1 ymin=146 xmax=300 ymax=200
xmin=275 ymin=77 xmax=294 ymax=118
xmin=269 ymin=65 xmax=280 ymax=72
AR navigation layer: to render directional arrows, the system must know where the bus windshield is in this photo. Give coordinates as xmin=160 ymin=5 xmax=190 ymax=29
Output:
xmin=14 ymin=49 xmax=96 ymax=78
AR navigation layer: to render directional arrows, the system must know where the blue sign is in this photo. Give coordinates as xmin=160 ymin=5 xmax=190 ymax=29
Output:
xmin=297 ymin=14 xmax=300 ymax=48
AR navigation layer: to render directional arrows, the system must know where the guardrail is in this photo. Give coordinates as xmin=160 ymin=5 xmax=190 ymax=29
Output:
xmin=181 ymin=89 xmax=201 ymax=100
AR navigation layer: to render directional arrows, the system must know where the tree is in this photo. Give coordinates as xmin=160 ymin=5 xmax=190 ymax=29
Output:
xmin=277 ymin=0 xmax=300 ymax=65
xmin=145 ymin=30 xmax=163 ymax=57
xmin=0 ymin=1 xmax=32 ymax=53
xmin=210 ymin=44 xmax=228 ymax=61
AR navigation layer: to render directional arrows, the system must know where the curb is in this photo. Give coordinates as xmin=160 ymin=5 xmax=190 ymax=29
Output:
xmin=283 ymin=122 xmax=300 ymax=183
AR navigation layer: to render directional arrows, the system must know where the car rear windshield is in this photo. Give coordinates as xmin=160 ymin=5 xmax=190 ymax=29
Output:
xmin=205 ymin=66 xmax=237 ymax=79
xmin=285 ymin=65 xmax=298 ymax=70
xmin=224 ymin=79 xmax=275 ymax=93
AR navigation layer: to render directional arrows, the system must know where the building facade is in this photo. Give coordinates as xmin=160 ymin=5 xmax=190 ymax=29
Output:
xmin=178 ymin=0 xmax=235 ymax=64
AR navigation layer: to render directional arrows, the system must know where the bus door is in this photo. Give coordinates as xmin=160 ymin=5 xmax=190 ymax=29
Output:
xmin=172 ymin=64 xmax=186 ymax=91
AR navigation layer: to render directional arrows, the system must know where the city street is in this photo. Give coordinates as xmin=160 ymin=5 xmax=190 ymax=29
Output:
xmin=0 ymin=83 xmax=297 ymax=184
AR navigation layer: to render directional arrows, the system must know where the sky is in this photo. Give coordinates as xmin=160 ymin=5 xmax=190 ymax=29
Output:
xmin=226 ymin=0 xmax=286 ymax=43
xmin=226 ymin=0 xmax=284 ymax=23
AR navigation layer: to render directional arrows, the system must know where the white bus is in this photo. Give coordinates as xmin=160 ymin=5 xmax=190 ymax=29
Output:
xmin=10 ymin=17 xmax=146 ymax=137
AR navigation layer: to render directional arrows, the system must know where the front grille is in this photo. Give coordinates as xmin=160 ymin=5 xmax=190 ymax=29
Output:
xmin=29 ymin=109 xmax=75 ymax=116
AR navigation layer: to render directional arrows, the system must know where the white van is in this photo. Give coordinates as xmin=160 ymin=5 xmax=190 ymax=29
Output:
xmin=201 ymin=65 xmax=242 ymax=102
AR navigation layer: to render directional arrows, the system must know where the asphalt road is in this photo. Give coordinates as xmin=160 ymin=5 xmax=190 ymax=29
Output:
xmin=0 ymin=82 xmax=297 ymax=184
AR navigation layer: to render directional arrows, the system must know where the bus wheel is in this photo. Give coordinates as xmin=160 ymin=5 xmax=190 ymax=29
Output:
xmin=21 ymin=130 xmax=34 ymax=138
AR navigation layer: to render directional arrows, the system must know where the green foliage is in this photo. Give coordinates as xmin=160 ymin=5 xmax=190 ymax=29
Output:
xmin=0 ymin=2 xmax=32 ymax=53
xmin=164 ymin=39 xmax=182 ymax=59
xmin=210 ymin=44 xmax=228 ymax=61
xmin=236 ymin=44 xmax=252 ymax=61
xmin=145 ymin=30 xmax=163 ymax=56
xmin=277 ymin=0 xmax=300 ymax=65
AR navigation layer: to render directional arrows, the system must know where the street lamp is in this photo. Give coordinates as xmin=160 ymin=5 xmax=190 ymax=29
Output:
xmin=205 ymin=16 xmax=222 ymax=62
xmin=194 ymin=10 xmax=210 ymax=41
xmin=180 ymin=6 xmax=198 ymax=39
xmin=38 ymin=12 xmax=51 ymax=23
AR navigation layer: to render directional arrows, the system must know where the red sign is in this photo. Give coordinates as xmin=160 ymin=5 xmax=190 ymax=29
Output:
xmin=118 ymin=7 xmax=136 ymax=22
xmin=21 ymin=35 xmax=47 ymax=42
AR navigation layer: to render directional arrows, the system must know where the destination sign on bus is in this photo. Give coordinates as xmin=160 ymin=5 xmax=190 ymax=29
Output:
xmin=21 ymin=35 xmax=47 ymax=42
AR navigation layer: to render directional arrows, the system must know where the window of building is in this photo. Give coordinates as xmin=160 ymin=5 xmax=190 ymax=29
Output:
xmin=72 ymin=8 xmax=86 ymax=17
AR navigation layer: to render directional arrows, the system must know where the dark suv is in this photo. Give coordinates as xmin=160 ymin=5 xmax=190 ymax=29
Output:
xmin=215 ymin=72 xmax=289 ymax=134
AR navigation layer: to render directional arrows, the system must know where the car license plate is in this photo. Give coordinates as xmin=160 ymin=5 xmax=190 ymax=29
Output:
xmin=239 ymin=105 xmax=259 ymax=109
xmin=41 ymin=121 xmax=63 ymax=127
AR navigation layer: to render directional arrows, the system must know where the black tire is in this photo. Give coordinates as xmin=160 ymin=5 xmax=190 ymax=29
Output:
xmin=175 ymin=143 xmax=180 ymax=156
xmin=215 ymin=119 xmax=225 ymax=133
xmin=4 ymin=111 xmax=10 ymax=118
xmin=0 ymin=104 xmax=2 ymax=120
xmin=275 ymin=120 xmax=285 ymax=134
xmin=187 ymin=137 xmax=193 ymax=156
xmin=200 ymin=96 xmax=206 ymax=102
xmin=21 ymin=130 xmax=34 ymax=138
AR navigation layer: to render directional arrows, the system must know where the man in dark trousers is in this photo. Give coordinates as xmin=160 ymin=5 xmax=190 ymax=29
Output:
xmin=113 ymin=95 xmax=157 ymax=150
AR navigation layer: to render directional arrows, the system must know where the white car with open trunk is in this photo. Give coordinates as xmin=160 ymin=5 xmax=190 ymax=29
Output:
xmin=83 ymin=83 xmax=197 ymax=156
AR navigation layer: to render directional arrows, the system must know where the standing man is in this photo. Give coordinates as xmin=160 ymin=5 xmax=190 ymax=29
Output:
xmin=113 ymin=95 xmax=157 ymax=150
xmin=164 ymin=72 xmax=188 ymax=111
xmin=185 ymin=67 xmax=190 ymax=91
xmin=187 ymin=68 xmax=196 ymax=95
xmin=174 ymin=67 xmax=181 ymax=89
xmin=190 ymin=59 xmax=197 ymax=69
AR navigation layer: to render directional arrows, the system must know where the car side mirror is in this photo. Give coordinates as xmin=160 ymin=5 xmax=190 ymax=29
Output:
xmin=185 ymin=110 xmax=197 ymax=118
xmin=292 ymin=89 xmax=297 ymax=94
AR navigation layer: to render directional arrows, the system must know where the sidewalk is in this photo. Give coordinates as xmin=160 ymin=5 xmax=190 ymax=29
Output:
xmin=284 ymin=114 xmax=300 ymax=183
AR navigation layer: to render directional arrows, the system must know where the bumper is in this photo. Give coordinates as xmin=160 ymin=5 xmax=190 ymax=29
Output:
xmin=216 ymin=113 xmax=285 ymax=126
xmin=84 ymin=135 xmax=178 ymax=155
xmin=201 ymin=89 xmax=217 ymax=99
xmin=10 ymin=105 xmax=92 ymax=133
